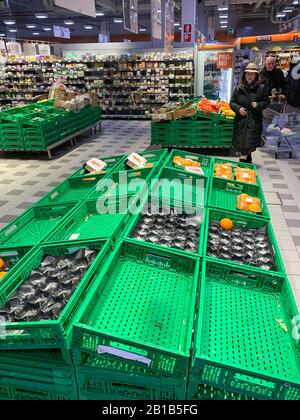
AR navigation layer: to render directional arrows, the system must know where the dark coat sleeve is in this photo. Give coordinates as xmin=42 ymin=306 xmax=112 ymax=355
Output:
xmin=255 ymin=84 xmax=269 ymax=111
xmin=279 ymin=69 xmax=288 ymax=95
xmin=230 ymin=88 xmax=241 ymax=114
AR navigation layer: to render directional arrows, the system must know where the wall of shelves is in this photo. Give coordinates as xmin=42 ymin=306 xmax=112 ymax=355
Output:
xmin=0 ymin=50 xmax=194 ymax=118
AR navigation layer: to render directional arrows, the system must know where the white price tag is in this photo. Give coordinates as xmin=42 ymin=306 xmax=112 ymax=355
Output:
xmin=246 ymin=198 xmax=253 ymax=204
xmin=69 ymin=233 xmax=80 ymax=241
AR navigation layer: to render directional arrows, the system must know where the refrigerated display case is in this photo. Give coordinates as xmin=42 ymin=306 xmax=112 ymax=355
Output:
xmin=195 ymin=47 xmax=234 ymax=102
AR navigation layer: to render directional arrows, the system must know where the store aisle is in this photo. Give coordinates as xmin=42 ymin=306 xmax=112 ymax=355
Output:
xmin=0 ymin=120 xmax=299 ymax=310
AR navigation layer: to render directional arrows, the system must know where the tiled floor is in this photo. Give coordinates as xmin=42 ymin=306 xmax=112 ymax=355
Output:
xmin=0 ymin=119 xmax=299 ymax=310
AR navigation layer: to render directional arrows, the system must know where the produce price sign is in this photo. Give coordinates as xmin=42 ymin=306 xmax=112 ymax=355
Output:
xmin=123 ymin=0 xmax=138 ymax=34
xmin=151 ymin=0 xmax=162 ymax=39
xmin=165 ymin=0 xmax=175 ymax=51
xmin=217 ymin=52 xmax=234 ymax=69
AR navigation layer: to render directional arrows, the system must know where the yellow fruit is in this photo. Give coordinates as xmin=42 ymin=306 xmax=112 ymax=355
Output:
xmin=248 ymin=203 xmax=261 ymax=213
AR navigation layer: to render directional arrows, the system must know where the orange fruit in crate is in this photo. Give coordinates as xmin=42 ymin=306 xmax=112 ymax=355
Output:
xmin=220 ymin=218 xmax=234 ymax=230
xmin=248 ymin=202 xmax=261 ymax=213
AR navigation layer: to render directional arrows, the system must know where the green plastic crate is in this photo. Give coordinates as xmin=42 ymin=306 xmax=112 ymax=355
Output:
xmin=0 ymin=240 xmax=111 ymax=361
xmin=187 ymin=382 xmax=256 ymax=400
xmin=151 ymin=121 xmax=173 ymax=145
xmin=165 ymin=149 xmax=213 ymax=177
xmin=124 ymin=197 xmax=206 ymax=256
xmin=151 ymin=167 xmax=208 ymax=208
xmin=0 ymin=204 xmax=75 ymax=248
xmin=71 ymin=155 xmax=125 ymax=179
xmin=191 ymin=258 xmax=300 ymax=400
xmin=213 ymin=158 xmax=261 ymax=185
xmin=203 ymin=208 xmax=285 ymax=275
xmin=209 ymin=176 xmax=270 ymax=220
xmin=115 ymin=149 xmax=168 ymax=175
xmin=72 ymin=240 xmax=199 ymax=378
xmin=0 ymin=381 xmax=77 ymax=400
xmin=0 ymin=349 xmax=76 ymax=397
xmin=45 ymin=199 xmax=131 ymax=244
xmin=76 ymin=364 xmax=186 ymax=400
xmin=87 ymin=168 xmax=153 ymax=201
xmin=38 ymin=176 xmax=102 ymax=206
xmin=0 ymin=245 xmax=33 ymax=285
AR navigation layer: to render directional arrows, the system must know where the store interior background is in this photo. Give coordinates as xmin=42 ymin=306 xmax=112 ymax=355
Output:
xmin=0 ymin=0 xmax=299 ymax=317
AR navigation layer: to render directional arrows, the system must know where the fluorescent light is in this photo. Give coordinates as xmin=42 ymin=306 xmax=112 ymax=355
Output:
xmin=283 ymin=8 xmax=294 ymax=12
xmin=84 ymin=25 xmax=93 ymax=29
xmin=26 ymin=24 xmax=36 ymax=29
xmin=43 ymin=27 xmax=52 ymax=31
xmin=139 ymin=28 xmax=146 ymax=32
xmin=35 ymin=13 xmax=48 ymax=19
xmin=276 ymin=13 xmax=286 ymax=17
xmin=220 ymin=21 xmax=228 ymax=24
xmin=113 ymin=18 xmax=123 ymax=23
xmin=220 ymin=25 xmax=228 ymax=28
xmin=218 ymin=6 xmax=228 ymax=11
xmin=219 ymin=14 xmax=228 ymax=19
xmin=96 ymin=12 xmax=104 ymax=16
xmin=4 ymin=19 xmax=16 ymax=25
xmin=64 ymin=20 xmax=74 ymax=25
xmin=33 ymin=32 xmax=40 ymax=35
xmin=179 ymin=27 xmax=182 ymax=30
xmin=0 ymin=33 xmax=5 ymax=37
xmin=174 ymin=23 xmax=180 ymax=27
xmin=9 ymin=28 xmax=18 ymax=32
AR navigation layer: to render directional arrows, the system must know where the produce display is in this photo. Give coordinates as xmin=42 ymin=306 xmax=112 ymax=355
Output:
xmin=214 ymin=163 xmax=233 ymax=179
xmin=237 ymin=194 xmax=262 ymax=213
xmin=173 ymin=155 xmax=204 ymax=175
xmin=131 ymin=208 xmax=202 ymax=254
xmin=207 ymin=221 xmax=276 ymax=271
xmin=0 ymin=258 xmax=11 ymax=281
xmin=0 ymin=248 xmax=97 ymax=323
xmin=214 ymin=162 xmax=258 ymax=184
xmin=197 ymin=97 xmax=220 ymax=114
xmin=235 ymin=167 xmax=257 ymax=184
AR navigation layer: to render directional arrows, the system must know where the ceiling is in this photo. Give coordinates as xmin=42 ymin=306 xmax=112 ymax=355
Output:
xmin=0 ymin=0 xmax=183 ymax=40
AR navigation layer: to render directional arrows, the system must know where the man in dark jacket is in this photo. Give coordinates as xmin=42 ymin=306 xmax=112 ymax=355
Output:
xmin=260 ymin=56 xmax=287 ymax=97
xmin=230 ymin=63 xmax=269 ymax=163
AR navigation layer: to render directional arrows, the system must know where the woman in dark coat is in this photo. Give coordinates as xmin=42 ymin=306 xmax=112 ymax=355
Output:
xmin=230 ymin=63 xmax=269 ymax=163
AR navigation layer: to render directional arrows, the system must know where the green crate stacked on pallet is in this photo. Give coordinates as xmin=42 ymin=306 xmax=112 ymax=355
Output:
xmin=192 ymin=120 xmax=218 ymax=147
xmin=151 ymin=120 xmax=173 ymax=145
xmin=188 ymin=259 xmax=300 ymax=400
xmin=91 ymin=107 xmax=102 ymax=124
xmin=70 ymin=106 xmax=93 ymax=133
xmin=0 ymin=350 xmax=78 ymax=400
xmin=72 ymin=240 xmax=200 ymax=400
xmin=216 ymin=120 xmax=234 ymax=148
xmin=0 ymin=240 xmax=111 ymax=364
xmin=0 ymin=203 xmax=75 ymax=248
xmin=22 ymin=112 xmax=62 ymax=152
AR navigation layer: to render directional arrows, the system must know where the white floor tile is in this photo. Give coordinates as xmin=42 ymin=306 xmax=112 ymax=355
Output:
xmin=284 ymin=261 xmax=300 ymax=276
xmin=281 ymin=250 xmax=300 ymax=263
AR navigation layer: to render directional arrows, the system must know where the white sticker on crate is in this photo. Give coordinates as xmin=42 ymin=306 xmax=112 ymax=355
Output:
xmin=69 ymin=233 xmax=80 ymax=241
xmin=97 ymin=345 xmax=151 ymax=366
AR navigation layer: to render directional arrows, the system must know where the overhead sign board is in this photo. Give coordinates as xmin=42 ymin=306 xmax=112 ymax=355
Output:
xmin=217 ymin=52 xmax=234 ymax=69
xmin=151 ymin=0 xmax=162 ymax=39
xmin=123 ymin=0 xmax=138 ymax=34
xmin=54 ymin=0 xmax=96 ymax=17
xmin=256 ymin=35 xmax=272 ymax=42
xmin=53 ymin=25 xmax=70 ymax=39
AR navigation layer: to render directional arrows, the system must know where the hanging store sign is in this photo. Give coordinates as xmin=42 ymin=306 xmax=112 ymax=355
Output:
xmin=123 ymin=0 xmax=138 ymax=34
xmin=38 ymin=44 xmax=51 ymax=56
xmin=165 ymin=0 xmax=175 ymax=51
xmin=54 ymin=0 xmax=96 ymax=17
xmin=53 ymin=25 xmax=70 ymax=39
xmin=217 ymin=52 xmax=234 ymax=69
xmin=151 ymin=0 xmax=162 ymax=39
xmin=256 ymin=35 xmax=272 ymax=42
xmin=6 ymin=41 xmax=21 ymax=57
xmin=183 ymin=23 xmax=192 ymax=43
xmin=23 ymin=43 xmax=37 ymax=56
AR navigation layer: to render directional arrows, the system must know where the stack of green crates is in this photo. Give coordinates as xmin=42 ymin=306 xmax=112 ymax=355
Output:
xmin=0 ymin=149 xmax=299 ymax=400
xmin=0 ymin=103 xmax=102 ymax=152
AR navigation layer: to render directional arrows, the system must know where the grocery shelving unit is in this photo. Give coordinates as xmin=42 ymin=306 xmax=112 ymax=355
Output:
xmin=0 ymin=53 xmax=194 ymax=118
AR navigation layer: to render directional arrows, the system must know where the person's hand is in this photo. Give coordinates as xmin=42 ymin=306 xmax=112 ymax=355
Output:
xmin=252 ymin=102 xmax=257 ymax=109
xmin=279 ymin=94 xmax=286 ymax=101
xmin=239 ymin=107 xmax=247 ymax=116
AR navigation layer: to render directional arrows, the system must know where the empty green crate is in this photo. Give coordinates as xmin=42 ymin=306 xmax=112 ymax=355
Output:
xmin=191 ymin=258 xmax=300 ymax=400
xmin=76 ymin=364 xmax=186 ymax=400
xmin=71 ymin=155 xmax=125 ymax=179
xmin=88 ymin=168 xmax=153 ymax=201
xmin=45 ymin=199 xmax=131 ymax=244
xmin=0 ymin=381 xmax=77 ymax=400
xmin=203 ymin=208 xmax=285 ymax=275
xmin=151 ymin=167 xmax=208 ymax=207
xmin=72 ymin=240 xmax=199 ymax=378
xmin=209 ymin=176 xmax=270 ymax=220
xmin=166 ymin=149 xmax=213 ymax=177
xmin=151 ymin=121 xmax=173 ymax=145
xmin=0 ymin=203 xmax=75 ymax=248
xmin=38 ymin=176 xmax=102 ymax=206
xmin=0 ymin=240 xmax=111 ymax=361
